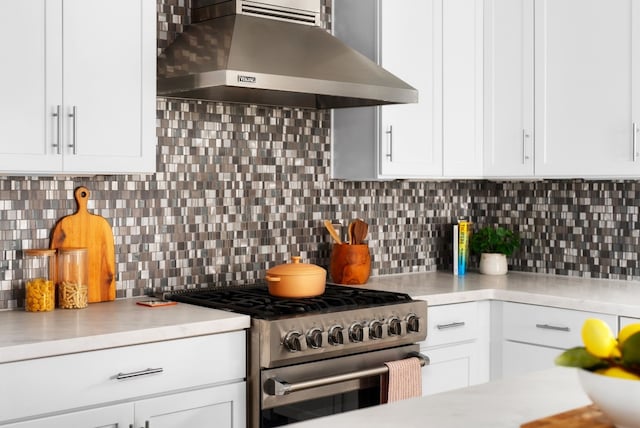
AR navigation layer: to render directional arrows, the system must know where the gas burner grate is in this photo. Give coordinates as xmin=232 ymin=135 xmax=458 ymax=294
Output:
xmin=165 ymin=283 xmax=413 ymax=319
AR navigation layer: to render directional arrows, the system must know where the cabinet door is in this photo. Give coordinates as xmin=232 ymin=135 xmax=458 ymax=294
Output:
xmin=134 ymin=383 xmax=246 ymax=428
xmin=442 ymin=0 xmax=484 ymax=178
xmin=2 ymin=403 xmax=132 ymax=428
xmin=535 ymin=0 xmax=640 ymax=177
xmin=502 ymin=341 xmax=562 ymax=378
xmin=483 ymin=0 xmax=534 ymax=177
xmin=61 ymin=0 xmax=156 ymax=174
xmin=420 ymin=343 xmax=473 ymax=396
xmin=0 ymin=0 xmax=63 ymax=173
xmin=378 ymin=0 xmax=443 ymax=178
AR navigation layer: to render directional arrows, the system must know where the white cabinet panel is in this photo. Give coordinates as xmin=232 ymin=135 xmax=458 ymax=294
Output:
xmin=378 ymin=0 xmax=443 ymax=178
xmin=0 ymin=0 xmax=62 ymax=173
xmin=0 ymin=331 xmax=246 ymax=423
xmin=534 ymin=0 xmax=640 ymax=177
xmin=421 ymin=343 xmax=472 ymax=396
xmin=502 ymin=341 xmax=562 ymax=378
xmin=442 ymin=0 xmax=484 ymax=178
xmin=135 ymin=383 xmax=246 ymax=428
xmin=0 ymin=0 xmax=156 ymax=175
xmin=2 ymin=404 xmax=132 ymax=428
xmin=483 ymin=0 xmax=534 ymax=177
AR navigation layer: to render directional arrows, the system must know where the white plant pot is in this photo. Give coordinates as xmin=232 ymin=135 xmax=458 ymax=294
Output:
xmin=479 ymin=253 xmax=508 ymax=275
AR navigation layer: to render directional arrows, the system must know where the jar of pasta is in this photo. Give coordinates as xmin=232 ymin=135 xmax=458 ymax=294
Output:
xmin=57 ymin=248 xmax=89 ymax=309
xmin=24 ymin=249 xmax=56 ymax=312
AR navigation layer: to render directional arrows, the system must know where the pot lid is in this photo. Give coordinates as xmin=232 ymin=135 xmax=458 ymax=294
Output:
xmin=267 ymin=256 xmax=326 ymax=276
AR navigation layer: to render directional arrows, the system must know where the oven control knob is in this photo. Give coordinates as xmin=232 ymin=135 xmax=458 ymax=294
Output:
xmin=328 ymin=325 xmax=344 ymax=346
xmin=387 ymin=317 xmax=402 ymax=336
xmin=283 ymin=330 xmax=306 ymax=352
xmin=306 ymin=327 xmax=323 ymax=349
xmin=349 ymin=322 xmax=365 ymax=343
xmin=369 ymin=319 xmax=384 ymax=340
xmin=406 ymin=313 xmax=421 ymax=333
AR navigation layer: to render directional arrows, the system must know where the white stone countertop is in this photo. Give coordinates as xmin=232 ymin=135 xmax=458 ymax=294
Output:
xmin=289 ymin=367 xmax=591 ymax=428
xmin=360 ymin=270 xmax=640 ymax=317
xmin=2 ymin=270 xmax=639 ymax=364
xmin=0 ymin=297 xmax=249 ymax=364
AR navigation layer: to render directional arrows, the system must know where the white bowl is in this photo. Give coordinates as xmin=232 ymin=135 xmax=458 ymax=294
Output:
xmin=578 ymin=369 xmax=640 ymax=428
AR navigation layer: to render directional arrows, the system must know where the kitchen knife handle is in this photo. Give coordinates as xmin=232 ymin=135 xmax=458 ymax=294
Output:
xmin=115 ymin=367 xmax=163 ymax=380
xmin=633 ymin=122 xmax=638 ymax=162
xmin=535 ymin=323 xmax=570 ymax=332
xmin=52 ymin=105 xmax=62 ymax=154
xmin=69 ymin=106 xmax=78 ymax=155
xmin=385 ymin=125 xmax=393 ymax=162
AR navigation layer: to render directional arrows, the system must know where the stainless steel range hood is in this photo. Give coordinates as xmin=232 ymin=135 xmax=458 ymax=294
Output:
xmin=157 ymin=0 xmax=418 ymax=109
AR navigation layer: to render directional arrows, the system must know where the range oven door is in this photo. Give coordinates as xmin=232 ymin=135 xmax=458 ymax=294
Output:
xmin=260 ymin=344 xmax=425 ymax=427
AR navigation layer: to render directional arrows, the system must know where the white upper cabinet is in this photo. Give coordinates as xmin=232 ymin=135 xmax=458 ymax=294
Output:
xmin=534 ymin=0 xmax=640 ymax=177
xmin=483 ymin=0 xmax=534 ymax=177
xmin=442 ymin=0 xmax=484 ymax=178
xmin=485 ymin=0 xmax=640 ymax=178
xmin=332 ymin=0 xmax=484 ymax=180
xmin=0 ymin=1 xmax=63 ymax=173
xmin=0 ymin=0 xmax=156 ymax=175
xmin=332 ymin=0 xmax=443 ymax=180
xmin=377 ymin=0 xmax=443 ymax=179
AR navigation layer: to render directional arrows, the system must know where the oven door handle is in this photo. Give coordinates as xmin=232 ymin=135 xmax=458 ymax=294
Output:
xmin=264 ymin=352 xmax=430 ymax=396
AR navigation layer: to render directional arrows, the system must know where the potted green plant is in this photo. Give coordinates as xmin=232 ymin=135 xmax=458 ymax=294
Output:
xmin=470 ymin=226 xmax=521 ymax=275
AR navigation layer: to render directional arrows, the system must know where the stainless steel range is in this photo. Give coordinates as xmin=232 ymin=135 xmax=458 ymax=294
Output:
xmin=165 ymin=284 xmax=428 ymax=428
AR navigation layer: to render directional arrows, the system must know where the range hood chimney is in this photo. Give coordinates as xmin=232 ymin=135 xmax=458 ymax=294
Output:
xmin=157 ymin=0 xmax=418 ymax=109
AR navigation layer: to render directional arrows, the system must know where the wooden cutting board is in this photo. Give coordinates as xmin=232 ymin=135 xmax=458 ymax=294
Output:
xmin=50 ymin=187 xmax=115 ymax=302
xmin=521 ymin=405 xmax=614 ymax=428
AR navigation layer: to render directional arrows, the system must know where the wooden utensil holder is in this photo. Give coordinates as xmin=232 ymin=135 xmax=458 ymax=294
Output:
xmin=329 ymin=244 xmax=371 ymax=285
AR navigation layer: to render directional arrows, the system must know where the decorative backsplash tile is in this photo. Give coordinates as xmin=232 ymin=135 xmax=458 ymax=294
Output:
xmin=0 ymin=1 xmax=639 ymax=310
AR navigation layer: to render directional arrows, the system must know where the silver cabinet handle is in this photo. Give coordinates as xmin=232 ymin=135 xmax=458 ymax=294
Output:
xmin=633 ymin=122 xmax=638 ymax=162
xmin=522 ymin=129 xmax=531 ymax=164
xmin=52 ymin=105 xmax=62 ymax=154
xmin=436 ymin=321 xmax=466 ymax=330
xmin=115 ymin=367 xmax=163 ymax=380
xmin=69 ymin=106 xmax=78 ymax=155
xmin=264 ymin=352 xmax=429 ymax=396
xmin=385 ymin=125 xmax=393 ymax=162
xmin=535 ymin=323 xmax=570 ymax=332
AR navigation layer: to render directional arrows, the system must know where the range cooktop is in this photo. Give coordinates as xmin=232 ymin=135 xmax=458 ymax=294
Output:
xmin=164 ymin=283 xmax=414 ymax=320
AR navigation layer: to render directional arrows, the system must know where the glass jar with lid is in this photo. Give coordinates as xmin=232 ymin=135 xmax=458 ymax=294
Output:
xmin=24 ymin=249 xmax=56 ymax=312
xmin=57 ymin=247 xmax=89 ymax=309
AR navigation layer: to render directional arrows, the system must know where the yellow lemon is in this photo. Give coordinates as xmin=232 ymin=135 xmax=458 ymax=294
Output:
xmin=595 ymin=366 xmax=640 ymax=380
xmin=619 ymin=323 xmax=640 ymax=346
xmin=582 ymin=318 xmax=620 ymax=359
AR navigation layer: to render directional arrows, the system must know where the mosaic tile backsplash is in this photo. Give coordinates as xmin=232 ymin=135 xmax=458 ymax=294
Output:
xmin=1 ymin=1 xmax=640 ymax=309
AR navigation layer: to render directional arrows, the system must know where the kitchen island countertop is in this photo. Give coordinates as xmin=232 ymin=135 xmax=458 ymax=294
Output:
xmin=361 ymin=270 xmax=640 ymax=317
xmin=290 ymin=367 xmax=591 ymax=428
xmin=0 ymin=297 xmax=249 ymax=364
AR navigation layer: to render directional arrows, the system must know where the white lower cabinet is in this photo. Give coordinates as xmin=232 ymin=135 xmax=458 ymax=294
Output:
xmin=419 ymin=301 xmax=490 ymax=396
xmin=497 ymin=302 xmax=618 ymax=379
xmin=620 ymin=316 xmax=640 ymax=331
xmin=0 ymin=331 xmax=246 ymax=428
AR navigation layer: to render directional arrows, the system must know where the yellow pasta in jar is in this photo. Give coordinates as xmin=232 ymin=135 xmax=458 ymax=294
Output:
xmin=25 ymin=278 xmax=55 ymax=312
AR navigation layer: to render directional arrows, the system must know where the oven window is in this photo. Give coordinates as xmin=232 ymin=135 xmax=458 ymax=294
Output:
xmin=261 ymin=386 xmax=379 ymax=427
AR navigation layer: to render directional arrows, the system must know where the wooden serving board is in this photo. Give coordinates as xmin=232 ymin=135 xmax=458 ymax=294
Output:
xmin=521 ymin=405 xmax=614 ymax=428
xmin=50 ymin=187 xmax=115 ymax=302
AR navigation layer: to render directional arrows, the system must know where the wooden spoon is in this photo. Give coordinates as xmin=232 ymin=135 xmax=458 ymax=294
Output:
xmin=352 ymin=219 xmax=368 ymax=245
xmin=323 ymin=219 xmax=343 ymax=244
xmin=348 ymin=221 xmax=355 ymax=244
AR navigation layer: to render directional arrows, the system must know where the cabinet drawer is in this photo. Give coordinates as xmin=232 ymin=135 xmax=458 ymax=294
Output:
xmin=0 ymin=331 xmax=246 ymax=423
xmin=502 ymin=302 xmax=617 ymax=349
xmin=424 ymin=302 xmax=478 ymax=347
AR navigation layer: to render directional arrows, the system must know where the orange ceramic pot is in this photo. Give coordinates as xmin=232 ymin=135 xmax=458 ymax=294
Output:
xmin=265 ymin=256 xmax=326 ymax=298
xmin=329 ymin=244 xmax=371 ymax=285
